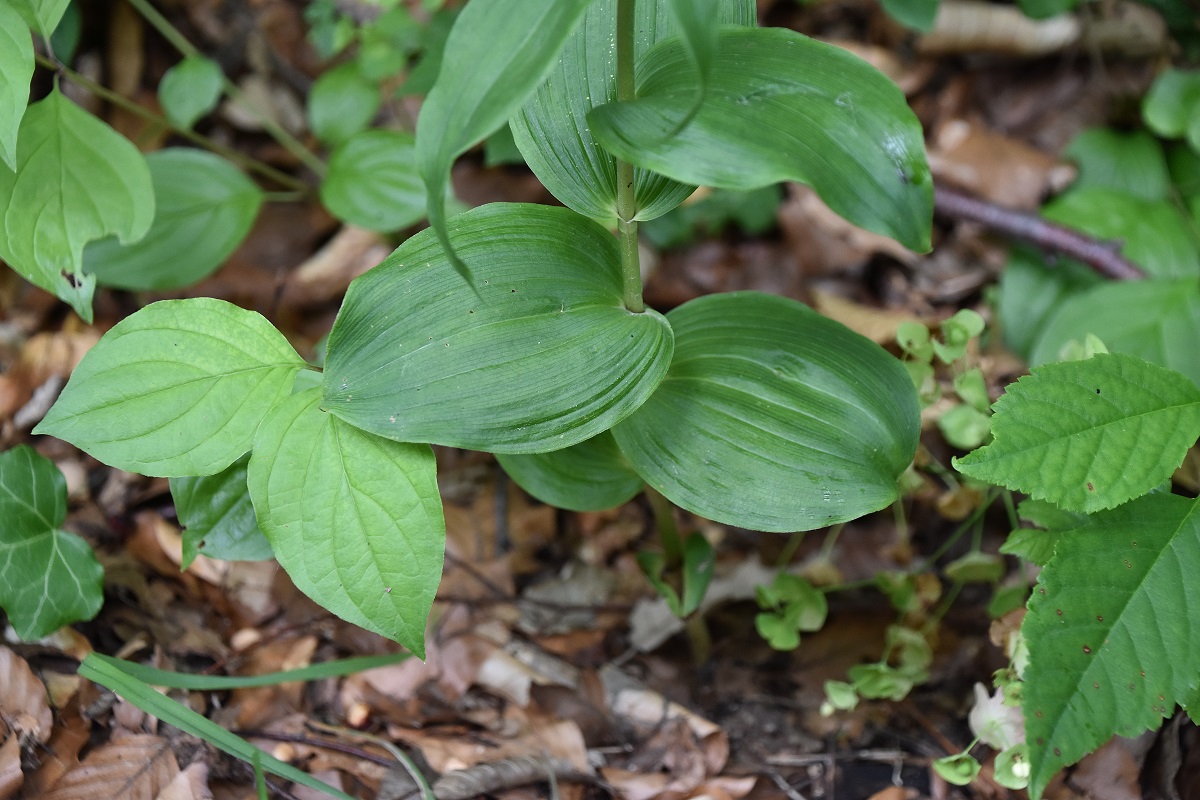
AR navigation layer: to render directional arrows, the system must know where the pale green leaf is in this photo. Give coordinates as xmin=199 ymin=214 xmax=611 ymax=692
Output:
xmin=611 ymin=292 xmax=920 ymax=532
xmin=323 ymin=203 xmax=673 ymax=453
xmin=171 ymin=454 xmax=272 ymax=569
xmin=84 ymin=148 xmax=262 ymax=290
xmin=496 ymin=431 xmax=643 ymax=512
xmin=1064 ymin=128 xmax=1171 ymax=202
xmin=589 ymin=27 xmax=932 ymax=252
xmin=0 ymin=445 xmax=103 ymax=640
xmin=415 ymin=0 xmax=593 ymax=277
xmin=247 ymin=388 xmax=445 ymax=656
xmin=8 ymin=0 xmax=70 ymax=38
xmin=0 ymin=1 xmax=33 ymax=171
xmin=35 ymin=298 xmax=306 ymax=477
xmin=1143 ymin=68 xmax=1200 ymax=151
xmin=511 ymin=0 xmax=753 ymax=225
xmin=0 ymin=87 xmax=153 ymax=322
xmin=996 ymin=247 xmax=1100 ymax=360
xmin=955 ymin=353 xmax=1200 ymax=513
xmin=1023 ymin=494 xmax=1200 ymax=799
xmin=321 ymin=129 xmax=424 ymax=232
xmin=307 ymin=61 xmax=380 ymax=145
xmin=881 ymin=0 xmax=938 ymax=31
xmin=158 ymin=54 xmax=224 ymax=129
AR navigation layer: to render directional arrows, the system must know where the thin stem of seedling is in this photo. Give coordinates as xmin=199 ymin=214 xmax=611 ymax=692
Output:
xmin=35 ymin=54 xmax=310 ymax=193
xmin=614 ymin=0 xmax=644 ymax=312
xmin=775 ymin=530 xmax=806 ymax=567
xmin=1000 ymin=489 xmax=1019 ymax=531
xmin=818 ymin=523 xmax=845 ymax=561
xmin=645 ymin=485 xmax=683 ymax=567
xmin=922 ymin=489 xmax=995 ymax=566
xmin=124 ymin=0 xmax=328 ymax=178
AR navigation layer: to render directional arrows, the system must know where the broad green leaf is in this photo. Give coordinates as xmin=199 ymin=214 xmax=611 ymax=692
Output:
xmin=158 ymin=54 xmax=224 ymax=129
xmin=1016 ymin=0 xmax=1079 ymax=18
xmin=0 ymin=88 xmax=153 ymax=322
xmin=496 ymin=431 xmax=643 ymax=512
xmin=47 ymin=0 xmax=77 ymax=60
xmin=1143 ymin=68 xmax=1200 ymax=151
xmin=1043 ymin=188 xmax=1199 ymax=279
xmin=415 ymin=0 xmax=593 ymax=278
xmin=1029 ymin=279 xmax=1200 ymax=387
xmin=171 ymin=454 xmax=272 ymax=569
xmin=996 ymin=247 xmax=1100 ymax=360
xmin=83 ymin=149 xmax=262 ymax=291
xmin=1000 ymin=529 xmax=1056 ymax=567
xmin=665 ymin=0 xmax=719 ymax=131
xmin=247 ymin=388 xmax=444 ymax=656
xmin=612 ymin=292 xmax=919 ymax=532
xmin=1168 ymin=142 xmax=1200 ymax=200
xmin=511 ymin=0 xmax=754 ymax=225
xmin=881 ymin=0 xmax=938 ymax=32
xmin=35 ymin=298 xmax=306 ymax=477
xmin=955 ymin=353 xmax=1200 ymax=512
xmin=0 ymin=445 xmax=103 ymax=640
xmin=1023 ymin=494 xmax=1200 ymax=799
xmin=589 ymin=27 xmax=932 ymax=251
xmin=307 ymin=61 xmax=380 ymax=145
xmin=323 ymin=203 xmax=673 ymax=453
xmin=8 ymin=0 xmax=70 ymax=38
xmin=321 ymin=129 xmax=424 ymax=233
xmin=0 ymin=1 xmax=33 ymax=171
xmin=1064 ymin=128 xmax=1171 ymax=202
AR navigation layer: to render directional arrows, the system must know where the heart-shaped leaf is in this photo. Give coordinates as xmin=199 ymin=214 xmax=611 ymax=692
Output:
xmin=496 ymin=431 xmax=643 ymax=511
xmin=248 ymin=388 xmax=444 ymax=656
xmin=612 ymin=292 xmax=919 ymax=532
xmin=0 ymin=2 xmax=33 ymax=171
xmin=323 ymin=203 xmax=673 ymax=453
xmin=158 ymin=54 xmax=224 ymax=130
xmin=589 ymin=27 xmax=932 ymax=251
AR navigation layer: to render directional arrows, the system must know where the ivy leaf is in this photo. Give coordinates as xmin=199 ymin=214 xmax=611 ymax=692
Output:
xmin=415 ymin=0 xmax=593 ymax=280
xmin=170 ymin=455 xmax=272 ymax=569
xmin=0 ymin=1 xmax=33 ymax=171
xmin=321 ymin=130 xmax=424 ymax=232
xmin=612 ymin=292 xmax=919 ymax=532
xmin=247 ymin=389 xmax=445 ymax=657
xmin=955 ymin=353 xmax=1200 ymax=513
xmin=84 ymin=149 xmax=262 ymax=291
xmin=1023 ymin=494 xmax=1200 ymax=799
xmin=307 ymin=61 xmax=380 ymax=146
xmin=0 ymin=87 xmax=153 ymax=322
xmin=323 ymin=203 xmax=673 ymax=453
xmin=35 ymin=298 xmax=306 ymax=477
xmin=158 ymin=54 xmax=224 ymax=129
xmin=496 ymin=431 xmax=643 ymax=512
xmin=0 ymin=445 xmax=104 ymax=640
xmin=589 ymin=27 xmax=932 ymax=252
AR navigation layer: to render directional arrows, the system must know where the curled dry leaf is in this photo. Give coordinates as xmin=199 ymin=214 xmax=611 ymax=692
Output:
xmin=43 ymin=733 xmax=178 ymax=800
xmin=153 ymin=761 xmax=212 ymax=800
xmin=928 ymin=120 xmax=1074 ymax=209
xmin=917 ymin=1 xmax=1081 ymax=57
xmin=0 ymin=647 xmax=53 ymax=744
xmin=0 ymin=736 xmax=22 ymax=800
xmin=780 ymin=184 xmax=918 ymax=272
xmin=284 ymin=225 xmax=391 ymax=307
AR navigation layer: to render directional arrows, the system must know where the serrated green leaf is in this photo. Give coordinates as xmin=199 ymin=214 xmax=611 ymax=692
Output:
xmin=0 ymin=87 xmax=153 ymax=322
xmin=0 ymin=1 xmax=33 ymax=171
xmin=8 ymin=0 xmax=70 ymax=38
xmin=158 ymin=55 xmax=224 ymax=129
xmin=171 ymin=454 xmax=272 ymax=569
xmin=496 ymin=431 xmax=643 ymax=512
xmin=954 ymin=353 xmax=1200 ymax=513
xmin=320 ymin=129 xmax=424 ymax=232
xmin=1000 ymin=529 xmax=1057 ymax=567
xmin=35 ymin=298 xmax=306 ymax=477
xmin=307 ymin=61 xmax=380 ymax=145
xmin=83 ymin=148 xmax=262 ymax=291
xmin=1029 ymin=279 xmax=1200 ymax=387
xmin=1064 ymin=128 xmax=1171 ymax=202
xmin=0 ymin=445 xmax=103 ymax=640
xmin=1143 ymin=69 xmax=1200 ymax=151
xmin=880 ymin=0 xmax=938 ymax=32
xmin=415 ymin=0 xmax=593 ymax=278
xmin=323 ymin=203 xmax=673 ymax=453
xmin=511 ymin=0 xmax=754 ymax=225
xmin=247 ymin=388 xmax=444 ymax=656
xmin=1023 ymin=494 xmax=1200 ymax=799
xmin=589 ymin=27 xmax=932 ymax=252
xmin=612 ymin=292 xmax=919 ymax=532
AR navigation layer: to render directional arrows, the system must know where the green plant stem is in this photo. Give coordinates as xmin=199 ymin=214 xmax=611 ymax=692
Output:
xmin=124 ymin=0 xmax=328 ymax=178
xmin=775 ymin=530 xmax=807 ymax=567
xmin=645 ymin=486 xmax=683 ymax=568
xmin=37 ymin=54 xmax=309 ymax=193
xmin=614 ymin=0 xmax=643 ymax=313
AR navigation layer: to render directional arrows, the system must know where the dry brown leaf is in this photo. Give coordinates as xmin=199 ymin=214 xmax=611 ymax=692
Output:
xmin=0 ymin=735 xmax=22 ymax=800
xmin=0 ymin=330 xmax=100 ymax=423
xmin=868 ymin=787 xmax=918 ymax=800
xmin=393 ymin=717 xmax=590 ymax=775
xmin=779 ymin=184 xmax=917 ymax=273
xmin=106 ymin=0 xmax=144 ymax=98
xmin=284 ymin=225 xmax=391 ymax=306
xmin=813 ymin=290 xmax=923 ymax=345
xmin=155 ymin=761 xmax=213 ymax=800
xmin=43 ymin=733 xmax=179 ymax=800
xmin=231 ymin=635 xmax=317 ymax=728
xmin=1069 ymin=737 xmax=1147 ymax=800
xmin=928 ymin=119 xmax=1073 ymax=209
xmin=24 ymin=704 xmax=90 ymax=796
xmin=0 ymin=647 xmax=53 ymax=744
xmin=918 ymin=1 xmax=1081 ymax=57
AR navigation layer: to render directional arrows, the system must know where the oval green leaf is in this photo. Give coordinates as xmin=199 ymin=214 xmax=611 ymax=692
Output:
xmin=35 ymin=298 xmax=306 ymax=477
xmin=158 ymin=54 xmax=224 ymax=129
xmin=0 ymin=1 xmax=33 ymax=171
xmin=83 ymin=148 xmax=262 ymax=291
xmin=171 ymin=454 xmax=272 ymax=568
xmin=589 ymin=27 xmax=933 ymax=252
xmin=323 ymin=203 xmax=673 ymax=453
xmin=510 ymin=0 xmax=754 ymax=224
xmin=1143 ymin=68 xmax=1200 ymax=151
xmin=1064 ymin=128 xmax=1171 ymax=202
xmin=307 ymin=61 xmax=380 ymax=145
xmin=496 ymin=431 xmax=644 ymax=511
xmin=321 ymin=129 xmax=424 ymax=232
xmin=247 ymin=388 xmax=445 ymax=657
xmin=612 ymin=292 xmax=919 ymax=532
xmin=0 ymin=87 xmax=153 ymax=322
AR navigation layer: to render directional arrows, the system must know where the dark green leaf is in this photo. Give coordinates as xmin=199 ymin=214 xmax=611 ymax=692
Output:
xmin=1000 ymin=529 xmax=1056 ymax=567
xmin=171 ymin=454 xmax=272 ymax=569
xmin=0 ymin=1 xmax=33 ymax=171
xmin=8 ymin=0 xmax=70 ymax=38
xmin=1064 ymin=128 xmax=1171 ymax=202
xmin=158 ymin=55 xmax=224 ymax=129
xmin=995 ymin=247 xmax=1100 ymax=360
xmin=307 ymin=61 xmax=380 ymax=145
xmin=1143 ymin=68 xmax=1200 ymax=150
xmin=880 ymin=0 xmax=939 ymax=32
xmin=321 ymin=129 xmax=424 ymax=232
xmin=589 ymin=27 xmax=932 ymax=251
xmin=323 ymin=203 xmax=673 ymax=453
xmin=612 ymin=292 xmax=919 ymax=532
xmin=496 ymin=431 xmax=643 ymax=512
xmin=1015 ymin=0 xmax=1079 ymax=18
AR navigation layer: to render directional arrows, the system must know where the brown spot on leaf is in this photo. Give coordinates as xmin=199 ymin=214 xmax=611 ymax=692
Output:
xmin=1087 ymin=482 xmax=1095 ymax=491
xmin=1082 ymin=645 xmax=1092 ymax=654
